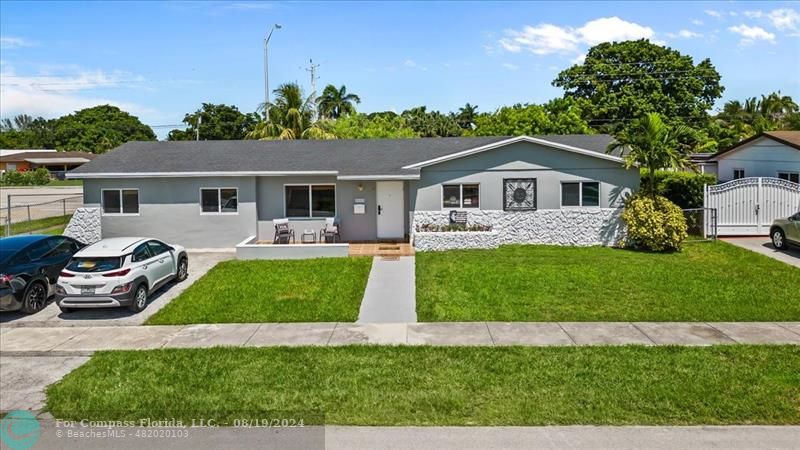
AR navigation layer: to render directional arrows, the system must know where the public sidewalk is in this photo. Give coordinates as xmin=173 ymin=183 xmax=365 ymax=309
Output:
xmin=1 ymin=322 xmax=799 ymax=354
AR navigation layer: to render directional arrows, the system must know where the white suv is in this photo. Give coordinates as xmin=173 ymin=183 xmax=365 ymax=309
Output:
xmin=55 ymin=237 xmax=188 ymax=313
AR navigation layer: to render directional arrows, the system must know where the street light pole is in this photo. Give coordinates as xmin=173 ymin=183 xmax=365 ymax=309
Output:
xmin=264 ymin=24 xmax=282 ymax=121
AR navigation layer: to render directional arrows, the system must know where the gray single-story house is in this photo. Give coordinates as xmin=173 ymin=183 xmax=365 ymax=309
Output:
xmin=67 ymin=135 xmax=639 ymax=249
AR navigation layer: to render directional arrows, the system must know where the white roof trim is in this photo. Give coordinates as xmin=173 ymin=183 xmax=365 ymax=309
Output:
xmin=401 ymin=135 xmax=624 ymax=169
xmin=337 ymin=174 xmax=420 ymax=181
xmin=67 ymin=170 xmax=339 ymax=179
xmin=26 ymin=158 xmax=90 ymax=164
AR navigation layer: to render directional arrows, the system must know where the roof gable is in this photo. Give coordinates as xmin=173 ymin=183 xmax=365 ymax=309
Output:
xmin=710 ymin=131 xmax=800 ymax=161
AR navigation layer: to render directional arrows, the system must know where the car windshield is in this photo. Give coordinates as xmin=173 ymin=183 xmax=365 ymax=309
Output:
xmin=66 ymin=257 xmax=122 ymax=273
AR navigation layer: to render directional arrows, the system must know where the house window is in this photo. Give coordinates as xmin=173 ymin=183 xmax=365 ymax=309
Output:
xmin=200 ymin=188 xmax=238 ymax=214
xmin=102 ymin=189 xmax=139 ymax=215
xmin=442 ymin=184 xmax=480 ymax=209
xmin=733 ymin=169 xmax=745 ymax=180
xmin=504 ymin=178 xmax=537 ymax=211
xmin=778 ymin=172 xmax=799 ymax=183
xmin=561 ymin=181 xmax=600 ymax=208
xmin=284 ymin=184 xmax=336 ymax=218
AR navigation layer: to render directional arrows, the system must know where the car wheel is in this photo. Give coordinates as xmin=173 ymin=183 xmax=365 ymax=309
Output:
xmin=128 ymin=284 xmax=148 ymax=313
xmin=772 ymin=228 xmax=787 ymax=250
xmin=21 ymin=281 xmax=48 ymax=314
xmin=176 ymin=258 xmax=188 ymax=282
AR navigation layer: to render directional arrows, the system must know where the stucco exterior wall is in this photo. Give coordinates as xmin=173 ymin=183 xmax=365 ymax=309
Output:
xmin=409 ymin=141 xmax=639 ymax=211
xmin=715 ymin=138 xmax=800 ymax=182
xmin=255 ymin=176 xmax=381 ymax=242
xmin=83 ymin=177 xmax=257 ymax=248
xmin=412 ymin=209 xmax=626 ymax=248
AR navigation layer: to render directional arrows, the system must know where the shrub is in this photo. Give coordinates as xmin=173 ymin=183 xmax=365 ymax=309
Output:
xmin=0 ymin=168 xmax=51 ymax=186
xmin=31 ymin=168 xmax=51 ymax=185
xmin=640 ymin=170 xmax=716 ymax=209
xmin=416 ymin=223 xmax=493 ymax=232
xmin=621 ymin=194 xmax=688 ymax=252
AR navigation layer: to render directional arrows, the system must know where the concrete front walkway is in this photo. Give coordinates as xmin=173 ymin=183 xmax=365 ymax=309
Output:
xmin=2 ymin=322 xmax=799 ymax=353
xmin=724 ymin=237 xmax=800 ymax=268
xmin=357 ymin=256 xmax=416 ymax=323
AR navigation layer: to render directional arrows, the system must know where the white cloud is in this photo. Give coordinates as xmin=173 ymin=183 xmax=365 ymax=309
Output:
xmin=767 ymin=8 xmax=799 ymax=30
xmin=0 ymin=67 xmax=153 ymax=119
xmin=571 ymin=53 xmax=587 ymax=64
xmin=0 ymin=37 xmax=33 ymax=49
xmin=666 ymin=29 xmax=703 ymax=39
xmin=744 ymin=10 xmax=763 ymax=19
xmin=705 ymin=9 xmax=723 ymax=19
xmin=498 ymin=16 xmax=652 ymax=57
xmin=728 ymin=24 xmax=776 ymax=44
xmin=403 ymin=59 xmax=417 ymax=67
xmin=691 ymin=19 xmax=704 ymax=26
xmin=501 ymin=62 xmax=519 ymax=70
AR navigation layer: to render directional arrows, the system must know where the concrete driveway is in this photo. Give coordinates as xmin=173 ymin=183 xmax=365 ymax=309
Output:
xmin=723 ymin=237 xmax=800 ymax=268
xmin=0 ymin=252 xmax=232 ymax=327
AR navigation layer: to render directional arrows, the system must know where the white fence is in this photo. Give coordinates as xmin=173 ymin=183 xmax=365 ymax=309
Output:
xmin=705 ymin=177 xmax=800 ymax=236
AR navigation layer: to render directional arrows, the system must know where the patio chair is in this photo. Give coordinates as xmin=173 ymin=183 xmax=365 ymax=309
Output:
xmin=319 ymin=217 xmax=340 ymax=243
xmin=273 ymin=218 xmax=295 ymax=244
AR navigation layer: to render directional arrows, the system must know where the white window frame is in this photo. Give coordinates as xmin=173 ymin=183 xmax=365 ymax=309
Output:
xmin=283 ymin=183 xmax=337 ymax=219
xmin=101 ymin=188 xmax=140 ymax=216
xmin=199 ymin=187 xmax=239 ymax=215
xmin=560 ymin=181 xmax=601 ymax=209
xmin=777 ymin=171 xmax=799 ymax=183
xmin=733 ymin=168 xmax=745 ymax=180
xmin=440 ymin=183 xmax=481 ymax=210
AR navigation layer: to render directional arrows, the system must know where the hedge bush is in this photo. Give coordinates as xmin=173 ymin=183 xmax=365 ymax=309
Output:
xmin=621 ymin=194 xmax=688 ymax=252
xmin=640 ymin=170 xmax=717 ymax=209
xmin=0 ymin=168 xmax=51 ymax=186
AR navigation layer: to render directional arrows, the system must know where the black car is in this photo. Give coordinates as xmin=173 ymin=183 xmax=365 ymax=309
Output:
xmin=0 ymin=235 xmax=84 ymax=314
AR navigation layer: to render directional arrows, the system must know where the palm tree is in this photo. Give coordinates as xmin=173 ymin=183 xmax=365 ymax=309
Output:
xmin=607 ymin=113 xmax=695 ymax=198
xmin=316 ymin=84 xmax=361 ymax=119
xmin=455 ymin=103 xmax=478 ymax=129
xmin=248 ymin=82 xmax=318 ymax=140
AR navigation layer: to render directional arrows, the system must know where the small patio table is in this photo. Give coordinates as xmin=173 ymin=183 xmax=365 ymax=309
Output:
xmin=301 ymin=229 xmax=317 ymax=244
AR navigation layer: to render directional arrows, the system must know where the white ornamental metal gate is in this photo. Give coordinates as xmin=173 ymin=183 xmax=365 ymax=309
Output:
xmin=705 ymin=177 xmax=800 ymax=236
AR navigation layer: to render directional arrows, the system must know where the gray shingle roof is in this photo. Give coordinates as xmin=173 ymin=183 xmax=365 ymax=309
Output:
xmin=70 ymin=135 xmax=617 ymax=177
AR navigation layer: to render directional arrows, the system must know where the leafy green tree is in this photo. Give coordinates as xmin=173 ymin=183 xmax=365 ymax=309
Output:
xmin=454 ymin=103 xmax=479 ymax=130
xmin=0 ymin=116 xmax=56 ymax=148
xmin=607 ymin=112 xmax=695 ymax=198
xmin=553 ymin=40 xmax=723 ymax=135
xmin=316 ymin=84 xmax=361 ymax=119
xmin=168 ymin=103 xmax=259 ymax=141
xmin=330 ymin=113 xmax=417 ymax=138
xmin=401 ymin=106 xmax=462 ymax=137
xmin=707 ymin=91 xmax=800 ymax=151
xmin=51 ymin=105 xmax=155 ymax=153
xmin=470 ymin=98 xmax=592 ymax=136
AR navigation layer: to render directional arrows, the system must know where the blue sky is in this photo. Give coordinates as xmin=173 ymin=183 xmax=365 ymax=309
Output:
xmin=1 ymin=1 xmax=799 ymax=138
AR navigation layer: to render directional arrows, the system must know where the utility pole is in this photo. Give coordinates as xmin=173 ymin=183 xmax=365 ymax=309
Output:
xmin=306 ymin=58 xmax=320 ymax=122
xmin=196 ymin=115 xmax=201 ymax=141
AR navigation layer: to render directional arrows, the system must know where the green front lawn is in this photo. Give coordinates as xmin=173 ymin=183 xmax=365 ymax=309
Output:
xmin=46 ymin=345 xmax=800 ymax=425
xmin=147 ymin=258 xmax=373 ymax=324
xmin=416 ymin=242 xmax=800 ymax=322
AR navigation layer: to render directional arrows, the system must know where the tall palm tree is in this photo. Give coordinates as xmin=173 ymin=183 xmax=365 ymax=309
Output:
xmin=607 ymin=113 xmax=695 ymax=198
xmin=316 ymin=84 xmax=361 ymax=119
xmin=455 ymin=103 xmax=478 ymax=129
xmin=248 ymin=82 xmax=319 ymax=140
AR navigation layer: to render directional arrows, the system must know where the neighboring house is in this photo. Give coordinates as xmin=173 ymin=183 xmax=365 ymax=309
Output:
xmin=0 ymin=150 xmax=97 ymax=178
xmin=67 ymin=135 xmax=639 ymax=248
xmin=698 ymin=131 xmax=800 ymax=182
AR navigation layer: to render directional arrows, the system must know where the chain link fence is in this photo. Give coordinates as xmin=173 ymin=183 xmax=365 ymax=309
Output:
xmin=2 ymin=194 xmax=83 ymax=236
xmin=683 ymin=207 xmax=717 ymax=242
